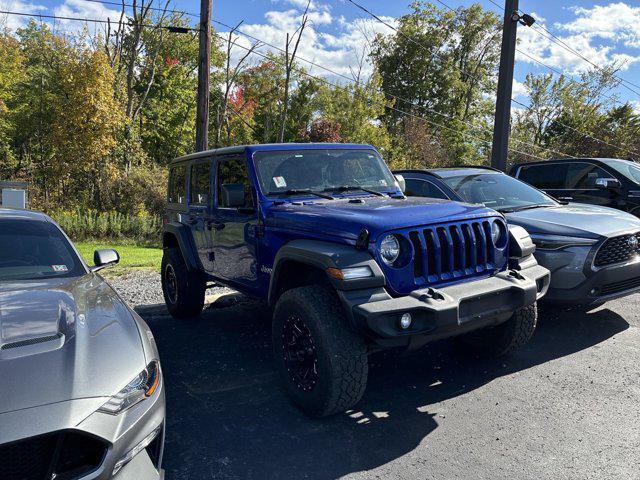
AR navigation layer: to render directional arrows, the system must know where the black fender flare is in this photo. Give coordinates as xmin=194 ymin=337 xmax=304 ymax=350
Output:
xmin=268 ymin=239 xmax=385 ymax=305
xmin=162 ymin=222 xmax=201 ymax=272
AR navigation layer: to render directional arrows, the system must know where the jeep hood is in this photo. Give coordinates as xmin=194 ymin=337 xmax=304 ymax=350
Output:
xmin=505 ymin=203 xmax=640 ymax=239
xmin=265 ymin=196 xmax=498 ymax=241
xmin=0 ymin=274 xmax=146 ymax=414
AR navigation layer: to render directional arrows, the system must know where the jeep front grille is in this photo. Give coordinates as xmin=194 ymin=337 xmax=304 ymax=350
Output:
xmin=594 ymin=232 xmax=640 ymax=267
xmin=0 ymin=430 xmax=107 ymax=480
xmin=407 ymin=220 xmax=496 ymax=283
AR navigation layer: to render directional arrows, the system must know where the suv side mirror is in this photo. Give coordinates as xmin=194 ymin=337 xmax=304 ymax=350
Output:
xmin=595 ymin=178 xmax=621 ymax=190
xmin=394 ymin=174 xmax=406 ymax=193
xmin=221 ymin=183 xmax=246 ymax=208
xmin=92 ymin=249 xmax=119 ymax=272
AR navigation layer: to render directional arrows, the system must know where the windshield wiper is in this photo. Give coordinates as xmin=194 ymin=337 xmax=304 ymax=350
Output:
xmin=324 ymin=185 xmax=386 ymax=197
xmin=497 ymin=204 xmax=555 ymax=213
xmin=268 ymin=188 xmax=335 ymax=200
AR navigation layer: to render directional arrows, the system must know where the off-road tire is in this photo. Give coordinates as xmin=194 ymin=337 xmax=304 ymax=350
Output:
xmin=161 ymin=247 xmax=205 ymax=319
xmin=459 ymin=303 xmax=538 ymax=356
xmin=272 ymin=285 xmax=368 ymax=417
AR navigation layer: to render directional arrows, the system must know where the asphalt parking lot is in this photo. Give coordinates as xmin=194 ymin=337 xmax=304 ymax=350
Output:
xmin=135 ymin=291 xmax=640 ymax=480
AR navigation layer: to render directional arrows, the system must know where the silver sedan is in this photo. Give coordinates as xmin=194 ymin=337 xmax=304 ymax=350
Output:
xmin=0 ymin=208 xmax=165 ymax=479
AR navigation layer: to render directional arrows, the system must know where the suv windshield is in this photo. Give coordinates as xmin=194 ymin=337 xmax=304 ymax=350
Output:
xmin=253 ymin=149 xmax=397 ymax=196
xmin=603 ymin=159 xmax=640 ymax=184
xmin=441 ymin=173 xmax=558 ymax=211
xmin=0 ymin=219 xmax=85 ymax=281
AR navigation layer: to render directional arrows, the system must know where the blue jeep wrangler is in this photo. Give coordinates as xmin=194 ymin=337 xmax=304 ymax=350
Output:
xmin=161 ymin=143 xmax=550 ymax=417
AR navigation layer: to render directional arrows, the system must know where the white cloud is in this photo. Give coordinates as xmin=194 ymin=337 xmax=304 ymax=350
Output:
xmin=516 ymin=3 xmax=640 ymax=74
xmin=0 ymin=0 xmax=46 ymax=30
xmin=52 ymin=0 xmax=122 ymax=36
xmin=560 ymin=2 xmax=640 ymax=48
xmin=222 ymin=1 xmax=395 ymax=83
xmin=512 ymin=79 xmax=527 ymax=98
xmin=632 ymin=100 xmax=640 ymax=114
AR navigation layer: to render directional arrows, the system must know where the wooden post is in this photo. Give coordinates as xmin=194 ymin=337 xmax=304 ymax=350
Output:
xmin=196 ymin=0 xmax=212 ymax=152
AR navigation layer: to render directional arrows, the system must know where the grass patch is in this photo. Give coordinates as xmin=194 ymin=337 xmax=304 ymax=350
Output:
xmin=76 ymin=242 xmax=162 ymax=274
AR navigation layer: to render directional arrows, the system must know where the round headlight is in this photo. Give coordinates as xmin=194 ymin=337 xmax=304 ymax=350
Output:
xmin=491 ymin=220 xmax=506 ymax=247
xmin=380 ymin=234 xmax=401 ymax=265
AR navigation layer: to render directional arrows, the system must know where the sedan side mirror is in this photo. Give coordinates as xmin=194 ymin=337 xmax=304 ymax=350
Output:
xmin=221 ymin=183 xmax=246 ymax=208
xmin=92 ymin=249 xmax=120 ymax=272
xmin=394 ymin=174 xmax=406 ymax=193
xmin=595 ymin=178 xmax=621 ymax=190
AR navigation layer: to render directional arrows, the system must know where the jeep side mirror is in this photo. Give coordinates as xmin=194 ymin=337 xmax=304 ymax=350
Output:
xmin=394 ymin=174 xmax=406 ymax=193
xmin=221 ymin=183 xmax=246 ymax=208
xmin=595 ymin=178 xmax=621 ymax=190
xmin=91 ymin=249 xmax=119 ymax=272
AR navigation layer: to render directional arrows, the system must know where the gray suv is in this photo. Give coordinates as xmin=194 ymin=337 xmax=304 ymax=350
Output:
xmin=0 ymin=208 xmax=165 ymax=479
xmin=397 ymin=167 xmax=640 ymax=308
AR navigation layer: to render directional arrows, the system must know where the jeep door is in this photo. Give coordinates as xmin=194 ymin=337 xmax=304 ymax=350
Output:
xmin=187 ymin=159 xmax=215 ymax=272
xmin=211 ymin=154 xmax=259 ymax=289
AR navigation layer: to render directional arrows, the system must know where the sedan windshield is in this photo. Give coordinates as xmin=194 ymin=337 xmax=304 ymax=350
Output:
xmin=0 ymin=219 xmax=85 ymax=281
xmin=603 ymin=159 xmax=640 ymax=184
xmin=253 ymin=149 xmax=397 ymax=196
xmin=441 ymin=173 xmax=558 ymax=212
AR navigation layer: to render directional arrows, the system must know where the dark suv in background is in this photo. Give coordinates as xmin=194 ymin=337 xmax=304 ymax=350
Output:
xmin=510 ymin=158 xmax=640 ymax=215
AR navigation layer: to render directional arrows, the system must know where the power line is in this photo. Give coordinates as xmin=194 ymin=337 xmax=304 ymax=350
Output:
xmin=210 ymin=29 xmax=547 ymax=161
xmin=529 ymin=22 xmax=640 ymax=97
xmin=0 ymin=8 xmax=200 ymax=31
xmin=511 ymin=98 xmax=640 ymax=158
xmin=78 ymin=0 xmax=198 ymax=18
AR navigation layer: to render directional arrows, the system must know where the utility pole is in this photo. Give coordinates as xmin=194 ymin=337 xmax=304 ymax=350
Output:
xmin=491 ymin=0 xmax=520 ymax=171
xmin=196 ymin=0 xmax=212 ymax=152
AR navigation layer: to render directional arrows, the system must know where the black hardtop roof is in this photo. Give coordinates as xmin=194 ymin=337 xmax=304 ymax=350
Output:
xmin=170 ymin=143 xmax=376 ymax=165
xmin=511 ymin=157 xmax=637 ymax=168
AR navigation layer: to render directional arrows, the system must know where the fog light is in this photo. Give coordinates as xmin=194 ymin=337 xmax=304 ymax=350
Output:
xmin=112 ymin=426 xmax=162 ymax=476
xmin=399 ymin=313 xmax=412 ymax=329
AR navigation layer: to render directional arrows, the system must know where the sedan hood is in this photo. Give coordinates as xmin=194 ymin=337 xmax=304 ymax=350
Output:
xmin=506 ymin=203 xmax=640 ymax=238
xmin=0 ymin=274 xmax=146 ymax=414
xmin=266 ymin=195 xmax=497 ymax=241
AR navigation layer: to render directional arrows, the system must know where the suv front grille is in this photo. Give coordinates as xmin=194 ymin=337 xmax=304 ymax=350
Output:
xmin=594 ymin=233 xmax=640 ymax=267
xmin=407 ymin=219 xmax=497 ymax=283
xmin=0 ymin=431 xmax=107 ymax=480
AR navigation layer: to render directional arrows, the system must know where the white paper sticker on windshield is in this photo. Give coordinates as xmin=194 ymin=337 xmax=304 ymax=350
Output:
xmin=52 ymin=265 xmax=69 ymax=272
xmin=379 ymin=179 xmax=388 ymax=186
xmin=273 ymin=176 xmax=287 ymax=188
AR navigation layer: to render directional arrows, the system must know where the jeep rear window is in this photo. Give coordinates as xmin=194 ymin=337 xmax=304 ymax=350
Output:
xmin=253 ymin=149 xmax=396 ymax=195
xmin=168 ymin=165 xmax=187 ymax=204
xmin=0 ymin=220 xmax=85 ymax=281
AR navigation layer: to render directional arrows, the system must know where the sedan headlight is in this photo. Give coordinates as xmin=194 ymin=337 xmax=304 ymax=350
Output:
xmin=530 ymin=234 xmax=597 ymax=251
xmin=98 ymin=361 xmax=160 ymax=415
xmin=380 ymin=234 xmax=401 ymax=265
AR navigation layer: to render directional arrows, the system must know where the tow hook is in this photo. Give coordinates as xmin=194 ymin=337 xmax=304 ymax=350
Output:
xmin=508 ymin=270 xmax=526 ymax=281
xmin=415 ymin=287 xmax=445 ymax=302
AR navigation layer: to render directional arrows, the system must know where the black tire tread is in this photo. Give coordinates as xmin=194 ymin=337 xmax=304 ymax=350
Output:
xmin=161 ymin=247 xmax=205 ymax=319
xmin=273 ymin=286 xmax=368 ymax=417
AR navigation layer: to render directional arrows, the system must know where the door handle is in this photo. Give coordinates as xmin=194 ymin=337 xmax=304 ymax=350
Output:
xmin=558 ymin=196 xmax=573 ymax=201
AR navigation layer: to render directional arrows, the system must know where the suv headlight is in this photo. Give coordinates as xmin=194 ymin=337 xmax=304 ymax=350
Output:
xmin=530 ymin=234 xmax=597 ymax=250
xmin=98 ymin=361 xmax=160 ymax=415
xmin=380 ymin=234 xmax=401 ymax=265
xmin=491 ymin=220 xmax=507 ymax=247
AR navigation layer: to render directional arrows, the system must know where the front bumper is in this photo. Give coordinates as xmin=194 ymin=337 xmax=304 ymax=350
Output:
xmin=544 ymin=257 xmax=640 ymax=306
xmin=0 ymin=374 xmax=165 ymax=480
xmin=343 ymin=264 xmax=549 ymax=346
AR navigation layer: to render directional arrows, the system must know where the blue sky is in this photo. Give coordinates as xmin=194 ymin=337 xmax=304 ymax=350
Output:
xmin=2 ymin=0 xmax=640 ymax=109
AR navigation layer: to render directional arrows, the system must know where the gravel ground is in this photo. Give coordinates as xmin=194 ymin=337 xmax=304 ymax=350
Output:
xmin=104 ymin=270 xmax=234 ymax=307
xmin=114 ymin=270 xmax=640 ymax=480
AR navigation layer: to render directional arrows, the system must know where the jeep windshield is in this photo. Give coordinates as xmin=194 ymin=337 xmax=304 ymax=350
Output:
xmin=253 ymin=149 xmax=397 ymax=197
xmin=440 ymin=172 xmax=558 ymax=212
xmin=0 ymin=219 xmax=85 ymax=281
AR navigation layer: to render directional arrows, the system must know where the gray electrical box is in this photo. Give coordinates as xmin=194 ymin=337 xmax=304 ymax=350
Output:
xmin=0 ymin=181 xmax=28 ymax=209
xmin=2 ymin=189 xmax=27 ymax=209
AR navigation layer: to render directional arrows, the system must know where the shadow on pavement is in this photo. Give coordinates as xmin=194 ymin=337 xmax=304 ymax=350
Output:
xmin=136 ymin=298 xmax=629 ymax=480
